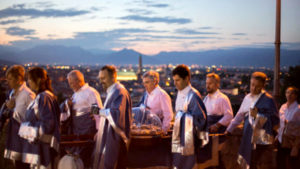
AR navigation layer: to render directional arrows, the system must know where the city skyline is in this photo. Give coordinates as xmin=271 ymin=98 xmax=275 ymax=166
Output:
xmin=0 ymin=0 xmax=300 ymax=55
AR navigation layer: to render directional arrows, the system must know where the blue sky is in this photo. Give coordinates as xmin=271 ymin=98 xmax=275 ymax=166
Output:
xmin=0 ymin=0 xmax=299 ymax=54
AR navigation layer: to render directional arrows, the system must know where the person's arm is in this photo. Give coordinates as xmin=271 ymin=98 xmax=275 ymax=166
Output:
xmin=218 ymin=96 xmax=234 ymax=126
xmin=160 ymin=93 xmax=173 ymax=133
xmin=14 ymin=91 xmax=35 ymax=123
xmin=226 ymin=98 xmax=247 ymax=133
xmin=291 ymin=106 xmax=300 ymax=122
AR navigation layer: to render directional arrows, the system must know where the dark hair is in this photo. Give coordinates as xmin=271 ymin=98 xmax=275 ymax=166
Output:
xmin=101 ymin=65 xmax=117 ymax=78
xmin=6 ymin=65 xmax=25 ymax=81
xmin=28 ymin=67 xmax=53 ymax=94
xmin=287 ymin=86 xmax=299 ymax=96
xmin=172 ymin=64 xmax=191 ymax=80
xmin=251 ymin=72 xmax=267 ymax=84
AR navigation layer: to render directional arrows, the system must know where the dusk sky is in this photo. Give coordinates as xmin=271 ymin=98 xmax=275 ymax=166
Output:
xmin=0 ymin=0 xmax=299 ymax=55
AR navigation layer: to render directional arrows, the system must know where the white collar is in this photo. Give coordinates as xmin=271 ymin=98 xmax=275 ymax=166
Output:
xmin=250 ymin=90 xmax=265 ymax=98
xmin=76 ymin=83 xmax=88 ymax=93
xmin=207 ymin=89 xmax=220 ymax=98
xmin=178 ymin=84 xmax=191 ymax=96
xmin=12 ymin=82 xmax=26 ymax=96
xmin=106 ymin=82 xmax=117 ymax=94
xmin=147 ymin=86 xmax=160 ymax=95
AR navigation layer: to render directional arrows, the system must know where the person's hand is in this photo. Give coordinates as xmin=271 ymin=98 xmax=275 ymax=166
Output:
xmin=91 ymin=105 xmax=100 ymax=115
xmin=209 ymin=123 xmax=222 ymax=133
xmin=67 ymin=98 xmax=73 ymax=107
xmin=224 ymin=130 xmax=232 ymax=136
xmin=250 ymin=107 xmax=258 ymax=118
xmin=5 ymin=99 xmax=15 ymax=109
xmin=209 ymin=125 xmax=218 ymax=133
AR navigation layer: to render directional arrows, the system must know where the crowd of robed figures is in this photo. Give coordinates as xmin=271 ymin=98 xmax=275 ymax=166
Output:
xmin=1 ymin=64 xmax=300 ymax=169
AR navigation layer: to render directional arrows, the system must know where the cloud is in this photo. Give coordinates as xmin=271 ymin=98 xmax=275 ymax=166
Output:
xmin=6 ymin=26 xmax=36 ymax=36
xmin=25 ymin=36 xmax=39 ymax=40
xmin=137 ymin=34 xmax=220 ymax=40
xmin=175 ymin=28 xmax=219 ymax=35
xmin=120 ymin=15 xmax=191 ymax=24
xmin=0 ymin=4 xmax=90 ymax=19
xmin=232 ymin=33 xmax=247 ymax=36
xmin=146 ymin=4 xmax=169 ymax=8
xmin=133 ymin=0 xmax=170 ymax=8
xmin=8 ymin=28 xmax=160 ymax=50
xmin=7 ymin=27 xmax=221 ymax=51
xmin=126 ymin=8 xmax=154 ymax=15
xmin=34 ymin=1 xmax=56 ymax=8
xmin=0 ymin=19 xmax=24 ymax=25
xmin=199 ymin=26 xmax=213 ymax=30
xmin=121 ymin=37 xmax=154 ymax=42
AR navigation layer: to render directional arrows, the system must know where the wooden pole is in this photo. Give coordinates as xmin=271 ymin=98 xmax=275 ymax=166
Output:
xmin=274 ymin=0 xmax=281 ymax=101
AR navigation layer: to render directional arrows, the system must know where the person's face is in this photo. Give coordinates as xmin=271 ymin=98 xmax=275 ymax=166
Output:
xmin=27 ymin=76 xmax=39 ymax=92
xmin=285 ymin=88 xmax=297 ymax=103
xmin=143 ymin=77 xmax=157 ymax=93
xmin=206 ymin=77 xmax=219 ymax=94
xmin=68 ymin=77 xmax=80 ymax=92
xmin=99 ymin=70 xmax=114 ymax=90
xmin=250 ymin=78 xmax=264 ymax=95
xmin=6 ymin=74 xmax=21 ymax=90
xmin=173 ymin=74 xmax=189 ymax=91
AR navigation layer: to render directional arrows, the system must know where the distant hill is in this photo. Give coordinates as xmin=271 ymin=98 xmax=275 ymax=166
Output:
xmin=102 ymin=48 xmax=161 ymax=65
xmin=0 ymin=45 xmax=299 ymax=67
xmin=152 ymin=48 xmax=300 ymax=67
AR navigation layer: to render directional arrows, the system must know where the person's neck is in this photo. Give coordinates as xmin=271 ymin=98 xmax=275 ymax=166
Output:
xmin=107 ymin=82 xmax=116 ymax=90
xmin=179 ymin=83 xmax=190 ymax=92
xmin=251 ymin=91 xmax=262 ymax=96
xmin=13 ymin=82 xmax=23 ymax=92
xmin=208 ymin=89 xmax=218 ymax=96
xmin=287 ymin=100 xmax=296 ymax=108
xmin=148 ymin=85 xmax=158 ymax=94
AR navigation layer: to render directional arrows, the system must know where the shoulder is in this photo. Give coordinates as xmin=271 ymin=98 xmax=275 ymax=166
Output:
xmin=115 ymin=83 xmax=129 ymax=97
xmin=279 ymin=103 xmax=287 ymax=112
xmin=86 ymin=86 xmax=100 ymax=96
xmin=263 ymin=92 xmax=274 ymax=100
xmin=20 ymin=86 xmax=35 ymax=98
xmin=190 ymin=88 xmax=203 ymax=103
xmin=242 ymin=93 xmax=251 ymax=101
xmin=158 ymin=87 xmax=171 ymax=98
xmin=38 ymin=91 xmax=55 ymax=103
xmin=260 ymin=92 xmax=276 ymax=105
xmin=192 ymin=88 xmax=202 ymax=99
xmin=217 ymin=91 xmax=230 ymax=101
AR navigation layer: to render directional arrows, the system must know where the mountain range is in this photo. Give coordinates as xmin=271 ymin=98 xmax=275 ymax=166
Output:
xmin=0 ymin=45 xmax=299 ymax=67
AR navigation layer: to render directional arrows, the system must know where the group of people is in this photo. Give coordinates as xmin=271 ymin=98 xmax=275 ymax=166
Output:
xmin=1 ymin=64 xmax=300 ymax=169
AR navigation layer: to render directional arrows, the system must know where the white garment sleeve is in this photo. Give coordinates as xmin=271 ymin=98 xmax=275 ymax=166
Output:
xmin=291 ymin=107 xmax=300 ymax=122
xmin=218 ymin=96 xmax=234 ymax=126
xmin=14 ymin=91 xmax=35 ymax=123
xmin=90 ymin=90 xmax=103 ymax=109
xmin=160 ymin=93 xmax=173 ymax=132
xmin=226 ymin=98 xmax=247 ymax=133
